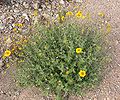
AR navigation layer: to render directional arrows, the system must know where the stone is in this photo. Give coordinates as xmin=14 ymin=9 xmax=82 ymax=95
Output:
xmin=14 ymin=9 xmax=19 ymax=13
xmin=9 ymin=24 xmax=13 ymax=30
xmin=23 ymin=1 xmax=29 ymax=9
xmin=75 ymin=0 xmax=83 ymax=3
xmin=0 ymin=24 xmax=4 ymax=30
xmin=0 ymin=21 xmax=4 ymax=30
xmin=60 ymin=0 xmax=64 ymax=4
xmin=42 ymin=13 xmax=50 ymax=20
xmin=6 ymin=37 xmax=12 ymax=46
xmin=22 ymin=13 xmax=29 ymax=21
xmin=0 ymin=59 xmax=3 ymax=67
xmin=33 ymin=2 xmax=38 ymax=9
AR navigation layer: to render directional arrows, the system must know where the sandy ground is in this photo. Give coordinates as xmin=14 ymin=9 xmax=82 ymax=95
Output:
xmin=69 ymin=0 xmax=120 ymax=99
xmin=0 ymin=0 xmax=120 ymax=100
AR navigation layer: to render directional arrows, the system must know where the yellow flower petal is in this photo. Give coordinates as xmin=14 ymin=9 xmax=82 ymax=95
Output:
xmin=3 ymin=50 xmax=11 ymax=57
xmin=76 ymin=48 xmax=82 ymax=54
xmin=13 ymin=28 xmax=17 ymax=32
xmin=18 ymin=47 xmax=22 ymax=50
xmin=17 ymin=23 xmax=23 ymax=27
xmin=66 ymin=71 xmax=69 ymax=75
xmin=106 ymin=23 xmax=111 ymax=33
xmin=23 ymin=39 xmax=28 ymax=43
xmin=15 ymin=23 xmax=23 ymax=27
xmin=6 ymin=63 xmax=10 ymax=68
xmin=98 ymin=12 xmax=105 ymax=17
xmin=75 ymin=11 xmax=83 ymax=18
xmin=79 ymin=70 xmax=86 ymax=78
xmin=61 ymin=16 xmax=65 ymax=21
xmin=33 ymin=10 xmax=38 ymax=16
xmin=66 ymin=11 xmax=73 ymax=16
xmin=82 ymin=15 xmax=86 ymax=19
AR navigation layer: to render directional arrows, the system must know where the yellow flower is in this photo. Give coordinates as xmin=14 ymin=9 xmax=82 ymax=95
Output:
xmin=33 ymin=10 xmax=38 ymax=16
xmin=6 ymin=63 xmax=10 ymax=68
xmin=15 ymin=23 xmax=23 ymax=27
xmin=58 ymin=15 xmax=65 ymax=22
xmin=3 ymin=50 xmax=11 ymax=57
xmin=79 ymin=70 xmax=86 ymax=78
xmin=86 ymin=12 xmax=91 ymax=20
xmin=66 ymin=11 xmax=73 ymax=16
xmin=76 ymin=48 xmax=82 ymax=54
xmin=13 ymin=28 xmax=17 ymax=32
xmin=17 ymin=23 xmax=23 ymax=27
xmin=66 ymin=71 xmax=69 ymax=75
xmin=106 ymin=23 xmax=111 ymax=33
xmin=98 ymin=12 xmax=105 ymax=17
xmin=61 ymin=16 xmax=65 ymax=21
xmin=18 ymin=47 xmax=22 ymax=50
xmin=81 ymin=28 xmax=84 ymax=34
xmin=82 ymin=15 xmax=86 ymax=19
xmin=23 ymin=39 xmax=28 ymax=43
xmin=75 ymin=11 xmax=83 ymax=18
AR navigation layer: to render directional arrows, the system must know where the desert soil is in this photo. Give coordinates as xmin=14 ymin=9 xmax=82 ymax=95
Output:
xmin=0 ymin=0 xmax=120 ymax=100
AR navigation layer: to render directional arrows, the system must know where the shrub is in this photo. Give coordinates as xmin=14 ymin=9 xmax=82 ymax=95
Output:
xmin=16 ymin=22 xmax=109 ymax=99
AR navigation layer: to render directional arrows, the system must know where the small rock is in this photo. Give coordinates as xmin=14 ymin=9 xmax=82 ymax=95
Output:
xmin=8 ymin=16 xmax=14 ymax=20
xmin=15 ymin=91 xmax=20 ymax=96
xmin=0 ymin=15 xmax=5 ymax=20
xmin=75 ymin=0 xmax=83 ymax=3
xmin=41 ymin=5 xmax=46 ymax=9
xmin=15 ymin=3 xmax=19 ymax=7
xmin=0 ymin=59 xmax=3 ymax=67
xmin=33 ymin=17 xmax=38 ymax=25
xmin=6 ymin=37 xmax=12 ymax=46
xmin=22 ymin=13 xmax=29 ymax=21
xmin=9 ymin=9 xmax=14 ymax=13
xmin=14 ymin=9 xmax=19 ymax=13
xmin=60 ymin=0 xmax=64 ymax=4
xmin=9 ymin=24 xmax=13 ymax=30
xmin=42 ymin=13 xmax=50 ymax=20
xmin=12 ymin=23 xmax=15 ymax=27
xmin=23 ymin=1 xmax=29 ymax=9
xmin=115 ymin=40 xmax=119 ymax=45
xmin=0 ymin=21 xmax=4 ymax=30
xmin=118 ymin=63 xmax=120 ymax=67
xmin=1 ymin=91 xmax=4 ymax=94
xmin=33 ymin=2 xmax=38 ymax=9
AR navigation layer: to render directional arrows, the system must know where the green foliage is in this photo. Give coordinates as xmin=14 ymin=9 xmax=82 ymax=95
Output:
xmin=16 ymin=22 xmax=108 ymax=99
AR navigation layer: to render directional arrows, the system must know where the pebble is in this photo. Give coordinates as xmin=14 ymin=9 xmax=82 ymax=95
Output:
xmin=42 ymin=13 xmax=50 ymax=20
xmin=14 ymin=9 xmax=19 ymax=13
xmin=0 ymin=59 xmax=3 ymax=67
xmin=0 ymin=15 xmax=5 ymax=20
xmin=6 ymin=37 xmax=12 ymax=46
xmin=1 ymin=91 xmax=4 ymax=94
xmin=115 ymin=40 xmax=119 ymax=45
xmin=23 ymin=1 xmax=29 ymax=9
xmin=60 ymin=0 xmax=64 ymax=5
xmin=9 ymin=24 xmax=13 ymax=30
xmin=15 ymin=3 xmax=19 ymax=8
xmin=75 ymin=0 xmax=83 ymax=3
xmin=33 ymin=17 xmax=38 ymax=25
xmin=33 ymin=2 xmax=38 ymax=9
xmin=15 ymin=91 xmax=20 ymax=96
xmin=22 ymin=13 xmax=29 ymax=21
xmin=8 ymin=16 xmax=14 ymax=20
xmin=0 ymin=23 xmax=4 ymax=30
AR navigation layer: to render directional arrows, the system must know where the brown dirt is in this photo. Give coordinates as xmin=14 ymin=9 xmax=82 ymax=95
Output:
xmin=69 ymin=0 xmax=120 ymax=99
xmin=0 ymin=0 xmax=120 ymax=100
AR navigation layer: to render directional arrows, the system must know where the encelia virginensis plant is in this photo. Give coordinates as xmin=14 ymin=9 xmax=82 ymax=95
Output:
xmin=16 ymin=22 xmax=109 ymax=100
